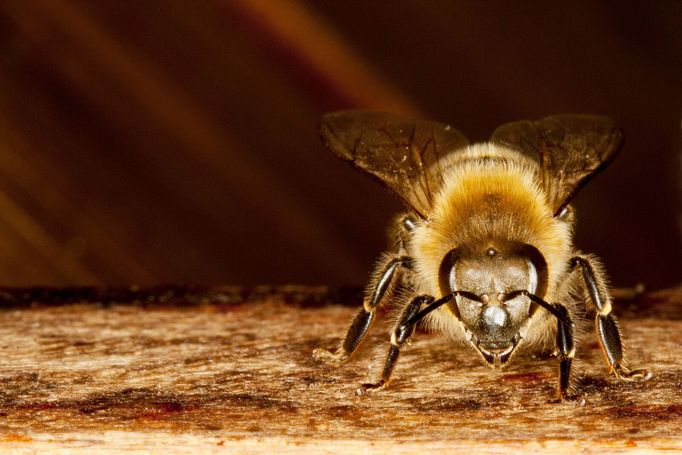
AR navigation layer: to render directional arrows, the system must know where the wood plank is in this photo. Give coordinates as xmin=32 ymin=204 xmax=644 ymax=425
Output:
xmin=0 ymin=285 xmax=679 ymax=453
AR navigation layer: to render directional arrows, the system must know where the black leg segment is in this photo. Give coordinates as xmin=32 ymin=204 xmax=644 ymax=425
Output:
xmin=570 ymin=256 xmax=651 ymax=382
xmin=554 ymin=304 xmax=575 ymax=400
xmin=340 ymin=308 xmax=375 ymax=356
xmin=368 ymin=256 xmax=412 ymax=310
xmin=313 ymin=255 xmax=412 ymax=364
xmin=596 ymin=313 xmax=622 ymax=367
xmin=357 ymin=295 xmax=432 ymax=394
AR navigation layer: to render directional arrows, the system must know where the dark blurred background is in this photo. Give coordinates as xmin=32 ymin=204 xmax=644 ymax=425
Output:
xmin=0 ymin=1 xmax=679 ymax=288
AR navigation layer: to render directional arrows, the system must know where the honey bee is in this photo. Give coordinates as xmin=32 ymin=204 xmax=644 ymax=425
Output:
xmin=313 ymin=110 xmax=651 ymax=401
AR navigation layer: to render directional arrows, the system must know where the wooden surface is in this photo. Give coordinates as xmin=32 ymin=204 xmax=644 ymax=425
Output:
xmin=0 ymin=285 xmax=680 ymax=453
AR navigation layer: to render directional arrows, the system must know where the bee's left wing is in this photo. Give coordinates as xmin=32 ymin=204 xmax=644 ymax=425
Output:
xmin=490 ymin=115 xmax=623 ymax=217
xmin=319 ymin=110 xmax=469 ymax=219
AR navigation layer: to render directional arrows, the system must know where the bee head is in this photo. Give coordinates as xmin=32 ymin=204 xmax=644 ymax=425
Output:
xmin=439 ymin=243 xmax=548 ymax=367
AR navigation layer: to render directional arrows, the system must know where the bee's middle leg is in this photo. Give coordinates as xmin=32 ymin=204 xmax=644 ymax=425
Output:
xmin=570 ymin=256 xmax=651 ymax=381
xmin=313 ymin=255 xmax=413 ymax=364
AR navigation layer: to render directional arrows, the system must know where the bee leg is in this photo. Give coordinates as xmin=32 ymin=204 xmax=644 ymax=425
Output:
xmin=357 ymin=294 xmax=431 ymax=395
xmin=313 ymin=255 xmax=413 ymax=365
xmin=570 ymin=256 xmax=652 ymax=382
xmin=554 ymin=304 xmax=582 ymax=403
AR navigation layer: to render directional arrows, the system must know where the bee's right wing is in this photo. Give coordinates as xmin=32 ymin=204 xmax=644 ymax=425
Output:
xmin=490 ymin=115 xmax=623 ymax=217
xmin=319 ymin=110 xmax=469 ymax=219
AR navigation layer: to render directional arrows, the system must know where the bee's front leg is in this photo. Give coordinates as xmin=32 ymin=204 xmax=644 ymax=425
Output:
xmin=570 ymin=256 xmax=652 ymax=381
xmin=357 ymin=294 xmax=432 ymax=395
xmin=554 ymin=304 xmax=581 ymax=403
xmin=313 ymin=254 xmax=413 ymax=365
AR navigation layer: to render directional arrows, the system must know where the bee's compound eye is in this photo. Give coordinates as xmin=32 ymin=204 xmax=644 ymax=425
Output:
xmin=558 ymin=206 xmax=570 ymax=218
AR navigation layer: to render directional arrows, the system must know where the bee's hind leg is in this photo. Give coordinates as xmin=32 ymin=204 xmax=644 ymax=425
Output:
xmin=570 ymin=256 xmax=652 ymax=382
xmin=313 ymin=255 xmax=413 ymax=365
xmin=357 ymin=294 xmax=430 ymax=395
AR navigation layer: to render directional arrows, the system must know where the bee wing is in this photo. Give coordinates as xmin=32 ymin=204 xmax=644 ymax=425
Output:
xmin=319 ymin=110 xmax=469 ymax=219
xmin=490 ymin=115 xmax=623 ymax=216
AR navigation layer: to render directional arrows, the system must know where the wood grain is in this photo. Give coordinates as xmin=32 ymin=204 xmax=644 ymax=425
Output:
xmin=0 ymin=285 xmax=679 ymax=453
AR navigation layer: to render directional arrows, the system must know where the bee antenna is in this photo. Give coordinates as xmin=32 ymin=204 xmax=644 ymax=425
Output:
xmin=502 ymin=290 xmax=571 ymax=326
xmin=406 ymin=291 xmax=481 ymax=327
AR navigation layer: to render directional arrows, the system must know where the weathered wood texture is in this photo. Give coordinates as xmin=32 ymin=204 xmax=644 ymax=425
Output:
xmin=0 ymin=285 xmax=680 ymax=453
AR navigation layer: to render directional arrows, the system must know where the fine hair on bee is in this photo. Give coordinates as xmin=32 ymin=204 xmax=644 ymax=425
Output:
xmin=312 ymin=110 xmax=652 ymax=402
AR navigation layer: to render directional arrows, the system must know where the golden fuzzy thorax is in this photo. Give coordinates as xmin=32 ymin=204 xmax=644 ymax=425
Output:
xmin=410 ymin=143 xmax=573 ymax=302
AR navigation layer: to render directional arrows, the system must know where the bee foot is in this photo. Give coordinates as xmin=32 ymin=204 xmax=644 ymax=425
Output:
xmin=312 ymin=347 xmax=348 ymax=366
xmin=355 ymin=380 xmax=387 ymax=397
xmin=614 ymin=365 xmax=652 ymax=382
xmin=550 ymin=392 xmax=586 ymax=406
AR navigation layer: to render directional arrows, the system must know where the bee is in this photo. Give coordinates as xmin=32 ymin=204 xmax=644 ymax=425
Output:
xmin=313 ymin=110 xmax=651 ymax=401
